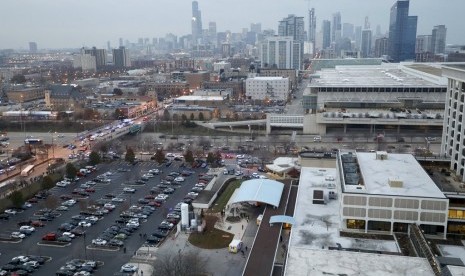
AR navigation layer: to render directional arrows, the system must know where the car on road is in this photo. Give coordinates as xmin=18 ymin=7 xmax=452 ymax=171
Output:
xmin=78 ymin=221 xmax=91 ymax=227
xmin=4 ymin=209 xmax=17 ymax=215
xmin=19 ymin=225 xmax=35 ymax=234
xmin=62 ymin=232 xmax=75 ymax=239
xmin=62 ymin=199 xmax=77 ymax=206
xmin=123 ymin=187 xmax=136 ymax=193
xmin=111 ymin=197 xmax=125 ymax=202
xmin=56 ymin=206 xmax=69 ymax=211
xmin=174 ymin=176 xmax=185 ymax=182
xmin=12 ymin=256 xmax=29 ymax=263
xmin=121 ymin=264 xmax=138 ymax=273
xmin=11 ymin=232 xmax=26 ymax=239
xmin=91 ymin=238 xmax=107 ymax=246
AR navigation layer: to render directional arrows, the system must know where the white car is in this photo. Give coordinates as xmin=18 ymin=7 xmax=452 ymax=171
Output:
xmin=63 ymin=199 xmax=77 ymax=206
xmin=78 ymin=221 xmax=91 ymax=227
xmin=148 ymin=169 xmax=159 ymax=174
xmin=19 ymin=226 xmax=35 ymax=232
xmin=104 ymin=203 xmax=116 ymax=210
xmin=142 ymin=173 xmax=155 ymax=178
xmin=187 ymin=192 xmax=199 ymax=197
xmin=92 ymin=238 xmax=107 ymax=246
xmin=121 ymin=264 xmax=138 ymax=273
xmin=62 ymin=232 xmax=75 ymax=239
xmin=126 ymin=221 xmax=140 ymax=228
xmin=111 ymin=197 xmax=125 ymax=202
xmin=174 ymin=177 xmax=185 ymax=182
xmin=12 ymin=256 xmax=29 ymax=263
xmin=195 ymin=183 xmax=206 ymax=188
xmin=4 ymin=209 xmax=17 ymax=215
xmin=123 ymin=187 xmax=136 ymax=193
xmin=23 ymin=260 xmax=40 ymax=268
xmin=56 ymin=206 xmax=69 ymax=211
xmin=56 ymin=181 xmax=68 ymax=187
xmin=85 ymin=216 xmax=99 ymax=223
xmin=11 ymin=232 xmax=25 ymax=239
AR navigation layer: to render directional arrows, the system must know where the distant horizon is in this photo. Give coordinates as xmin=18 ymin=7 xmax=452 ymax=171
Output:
xmin=1 ymin=0 xmax=464 ymax=49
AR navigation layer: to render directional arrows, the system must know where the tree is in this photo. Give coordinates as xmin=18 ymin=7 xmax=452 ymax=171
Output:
xmin=41 ymin=175 xmax=54 ymax=190
xmin=113 ymin=88 xmax=123 ymax=96
xmin=88 ymin=151 xmax=101 ymax=165
xmin=183 ymin=150 xmax=194 ymax=164
xmin=206 ymin=152 xmax=215 ymax=165
xmin=11 ymin=74 xmax=26 ymax=84
xmin=190 ymin=113 xmax=195 ymax=121
xmin=125 ymin=147 xmax=135 ymax=163
xmin=214 ymin=150 xmax=222 ymax=164
xmin=163 ymin=109 xmax=171 ymax=121
xmin=9 ymin=191 xmax=24 ymax=208
xmin=152 ymin=250 xmax=207 ymax=276
xmin=66 ymin=163 xmax=77 ymax=179
xmin=198 ymin=112 xmax=205 ymax=121
xmin=154 ymin=149 xmax=165 ymax=164
xmin=114 ymin=109 xmax=125 ymax=120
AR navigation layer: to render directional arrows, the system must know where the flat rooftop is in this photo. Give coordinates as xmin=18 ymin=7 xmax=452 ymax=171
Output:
xmin=285 ymin=167 xmax=434 ymax=275
xmin=311 ymin=65 xmax=443 ymax=87
xmin=286 ymin=248 xmax=434 ymax=276
xmin=406 ymin=64 xmax=443 ymax=76
xmin=341 ymin=151 xmax=446 ymax=198
xmin=248 ymin=76 xmax=287 ymax=81
xmin=175 ymin=95 xmax=225 ymax=101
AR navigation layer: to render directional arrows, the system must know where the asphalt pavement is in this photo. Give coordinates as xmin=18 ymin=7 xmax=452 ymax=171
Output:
xmin=0 ymin=159 xmax=207 ymax=275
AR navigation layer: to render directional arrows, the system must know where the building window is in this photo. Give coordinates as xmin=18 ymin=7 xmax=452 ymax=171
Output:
xmin=347 ymin=219 xmax=365 ymax=230
xmin=343 ymin=207 xmax=366 ymax=217
xmin=394 ymin=199 xmax=419 ymax=209
xmin=369 ymin=197 xmax=392 ymax=207
xmin=343 ymin=195 xmax=367 ymax=206
xmin=420 ymin=212 xmax=446 ymax=223
xmin=368 ymin=209 xmax=392 ymax=219
xmin=421 ymin=200 xmax=447 ymax=211
xmin=448 ymin=209 xmax=465 ymax=219
xmin=394 ymin=210 xmax=418 ymax=221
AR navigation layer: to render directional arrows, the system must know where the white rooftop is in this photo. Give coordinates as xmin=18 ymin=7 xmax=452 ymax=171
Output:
xmin=285 ymin=166 xmax=434 ymax=276
xmin=175 ymin=95 xmax=225 ymax=101
xmin=286 ymin=248 xmax=434 ymax=276
xmin=230 ymin=179 xmax=284 ymax=208
xmin=311 ymin=65 xmax=442 ymax=87
xmin=248 ymin=76 xmax=288 ymax=81
xmin=349 ymin=152 xmax=446 ymax=198
xmin=266 ymin=157 xmax=299 ymax=174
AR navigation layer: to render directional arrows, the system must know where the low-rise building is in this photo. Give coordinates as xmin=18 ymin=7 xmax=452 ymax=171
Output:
xmin=45 ymin=85 xmax=86 ymax=111
xmin=6 ymin=85 xmax=45 ymax=103
xmin=337 ymin=150 xmax=448 ymax=237
xmin=245 ymin=76 xmax=290 ymax=101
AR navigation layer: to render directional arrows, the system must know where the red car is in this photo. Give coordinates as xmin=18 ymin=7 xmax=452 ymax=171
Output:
xmin=148 ymin=201 xmax=162 ymax=207
xmin=42 ymin=233 xmax=57 ymax=241
xmin=85 ymin=188 xmax=95 ymax=193
xmin=31 ymin=220 xmax=45 ymax=227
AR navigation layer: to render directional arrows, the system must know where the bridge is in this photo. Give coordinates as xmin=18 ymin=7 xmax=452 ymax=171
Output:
xmin=199 ymin=115 xmax=305 ymax=133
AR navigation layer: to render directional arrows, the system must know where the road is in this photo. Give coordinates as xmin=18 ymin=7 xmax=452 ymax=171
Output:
xmin=0 ymin=159 xmax=207 ymax=275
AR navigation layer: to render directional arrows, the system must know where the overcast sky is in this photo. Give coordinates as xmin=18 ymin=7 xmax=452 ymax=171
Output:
xmin=1 ymin=0 xmax=464 ymax=49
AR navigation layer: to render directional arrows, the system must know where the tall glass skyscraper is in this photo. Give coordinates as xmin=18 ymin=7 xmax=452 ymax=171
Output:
xmin=191 ymin=1 xmax=203 ymax=45
xmin=388 ymin=0 xmax=417 ymax=62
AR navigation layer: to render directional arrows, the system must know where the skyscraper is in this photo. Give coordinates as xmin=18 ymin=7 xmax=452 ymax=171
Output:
xmin=415 ymin=35 xmax=432 ymax=53
xmin=29 ymin=42 xmax=37 ymax=53
xmin=278 ymin=15 xmax=305 ymax=43
xmin=308 ymin=8 xmax=316 ymax=43
xmin=361 ymin=29 xmax=372 ymax=58
xmin=322 ymin=20 xmax=331 ymax=49
xmin=342 ymin=23 xmax=354 ymax=39
xmin=332 ymin=12 xmax=342 ymax=43
xmin=260 ymin=36 xmax=301 ymax=70
xmin=250 ymin=23 xmax=262 ymax=34
xmin=112 ymin=47 xmax=131 ymax=68
xmin=431 ymin=25 xmax=447 ymax=54
xmin=388 ymin=0 xmax=418 ymax=62
xmin=84 ymin=47 xmax=107 ymax=68
xmin=191 ymin=1 xmax=203 ymax=45
xmin=375 ymin=37 xmax=389 ymax=57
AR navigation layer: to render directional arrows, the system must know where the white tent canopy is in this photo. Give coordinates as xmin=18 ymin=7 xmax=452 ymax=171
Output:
xmin=230 ymin=179 xmax=284 ymax=208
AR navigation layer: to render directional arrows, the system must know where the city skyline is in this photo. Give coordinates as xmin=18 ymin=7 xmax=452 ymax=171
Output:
xmin=1 ymin=0 xmax=464 ymax=49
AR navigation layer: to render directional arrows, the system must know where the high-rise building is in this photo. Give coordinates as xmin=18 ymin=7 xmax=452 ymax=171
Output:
xmin=260 ymin=36 xmax=302 ymax=70
xmin=250 ymin=23 xmax=262 ymax=34
xmin=208 ymin=22 xmax=217 ymax=45
xmin=332 ymin=12 xmax=342 ymax=43
xmin=84 ymin=47 xmax=107 ymax=68
xmin=388 ymin=0 xmax=418 ymax=62
xmin=308 ymin=8 xmax=316 ymax=43
xmin=107 ymin=41 xmax=111 ymax=52
xmin=342 ymin=23 xmax=354 ymax=39
xmin=354 ymin=26 xmax=362 ymax=50
xmin=191 ymin=1 xmax=203 ymax=45
xmin=361 ymin=29 xmax=372 ymax=58
xmin=278 ymin=14 xmax=305 ymax=43
xmin=415 ymin=35 xmax=433 ymax=53
xmin=112 ymin=47 xmax=131 ymax=68
xmin=374 ymin=37 xmax=389 ymax=57
xmin=322 ymin=20 xmax=331 ymax=49
xmin=442 ymin=65 xmax=465 ymax=181
xmin=119 ymin=38 xmax=123 ymax=47
xmin=29 ymin=42 xmax=37 ymax=53
xmin=431 ymin=25 xmax=447 ymax=54
xmin=73 ymin=53 xmax=96 ymax=72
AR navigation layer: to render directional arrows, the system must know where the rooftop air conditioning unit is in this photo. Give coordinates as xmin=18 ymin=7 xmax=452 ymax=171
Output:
xmin=388 ymin=177 xmax=403 ymax=188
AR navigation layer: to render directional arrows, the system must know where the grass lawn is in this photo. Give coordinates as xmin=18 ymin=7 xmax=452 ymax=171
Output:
xmin=210 ymin=179 xmax=242 ymax=213
xmin=188 ymin=215 xmax=233 ymax=249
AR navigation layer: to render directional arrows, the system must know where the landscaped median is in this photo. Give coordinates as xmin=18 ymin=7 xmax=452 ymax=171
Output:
xmin=188 ymin=215 xmax=233 ymax=249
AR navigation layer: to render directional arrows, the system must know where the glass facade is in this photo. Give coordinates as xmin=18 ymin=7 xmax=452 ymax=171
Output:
xmin=388 ymin=0 xmax=417 ymax=62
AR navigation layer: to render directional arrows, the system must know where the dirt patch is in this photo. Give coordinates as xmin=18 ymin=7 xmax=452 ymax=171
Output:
xmin=188 ymin=215 xmax=233 ymax=249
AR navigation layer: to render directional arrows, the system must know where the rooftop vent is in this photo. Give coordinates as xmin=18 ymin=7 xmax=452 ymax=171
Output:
xmin=376 ymin=151 xmax=388 ymax=160
xmin=388 ymin=177 xmax=403 ymax=188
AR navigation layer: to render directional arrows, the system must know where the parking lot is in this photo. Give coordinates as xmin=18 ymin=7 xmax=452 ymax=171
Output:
xmin=0 ymin=159 xmax=207 ymax=275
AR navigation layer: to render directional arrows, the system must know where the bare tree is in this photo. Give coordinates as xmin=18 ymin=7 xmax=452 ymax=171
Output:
xmin=44 ymin=195 xmax=59 ymax=210
xmin=152 ymin=250 xmax=207 ymax=276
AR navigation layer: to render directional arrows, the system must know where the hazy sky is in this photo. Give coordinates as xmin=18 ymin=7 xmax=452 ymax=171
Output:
xmin=1 ymin=0 xmax=464 ymax=49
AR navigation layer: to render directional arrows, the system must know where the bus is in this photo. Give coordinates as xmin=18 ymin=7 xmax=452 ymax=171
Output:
xmin=21 ymin=165 xmax=35 ymax=177
xmin=24 ymin=138 xmax=43 ymax=145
